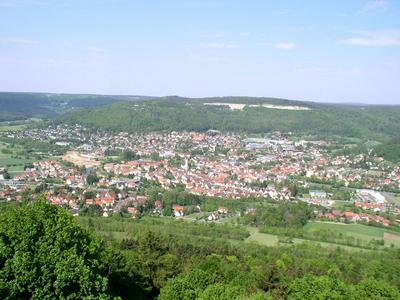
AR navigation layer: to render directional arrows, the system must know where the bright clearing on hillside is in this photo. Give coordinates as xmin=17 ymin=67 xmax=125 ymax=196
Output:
xmin=203 ymin=102 xmax=311 ymax=110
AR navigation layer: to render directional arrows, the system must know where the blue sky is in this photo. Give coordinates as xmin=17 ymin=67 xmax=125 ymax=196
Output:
xmin=0 ymin=0 xmax=399 ymax=104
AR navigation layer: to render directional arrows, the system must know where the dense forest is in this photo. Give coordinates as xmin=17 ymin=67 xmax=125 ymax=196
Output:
xmin=2 ymin=92 xmax=400 ymax=161
xmin=0 ymin=92 xmax=152 ymax=121
xmin=374 ymin=136 xmax=400 ymax=162
xmin=3 ymin=92 xmax=400 ymax=143
xmin=1 ymin=199 xmax=399 ymax=299
xmin=61 ymin=99 xmax=400 ymax=142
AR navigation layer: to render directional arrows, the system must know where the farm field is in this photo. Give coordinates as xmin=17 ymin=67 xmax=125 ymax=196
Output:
xmin=0 ymin=142 xmax=47 ymax=175
xmin=304 ymin=221 xmax=400 ymax=247
xmin=0 ymin=118 xmax=42 ymax=132
xmin=77 ymin=214 xmax=400 ymax=253
xmin=77 ymin=216 xmax=250 ymax=246
xmin=0 ymin=124 xmax=26 ymax=132
xmin=245 ymin=226 xmax=374 ymax=252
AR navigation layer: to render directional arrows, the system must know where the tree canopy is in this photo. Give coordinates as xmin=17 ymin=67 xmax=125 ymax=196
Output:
xmin=0 ymin=200 xmax=115 ymax=299
xmin=61 ymin=100 xmax=400 ymax=141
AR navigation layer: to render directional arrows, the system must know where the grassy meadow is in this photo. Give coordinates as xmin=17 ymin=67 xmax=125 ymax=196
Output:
xmin=76 ymin=214 xmax=400 ymax=253
xmin=304 ymin=221 xmax=400 ymax=247
xmin=0 ymin=142 xmax=45 ymax=175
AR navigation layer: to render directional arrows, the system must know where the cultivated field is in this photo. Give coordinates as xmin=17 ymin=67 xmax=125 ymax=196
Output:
xmin=304 ymin=221 xmax=400 ymax=247
xmin=245 ymin=226 xmax=375 ymax=252
xmin=0 ymin=124 xmax=26 ymax=132
xmin=0 ymin=142 xmax=39 ymax=174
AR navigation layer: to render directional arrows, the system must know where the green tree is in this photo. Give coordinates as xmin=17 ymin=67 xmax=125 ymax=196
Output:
xmin=87 ymin=174 xmax=100 ymax=185
xmin=158 ymin=269 xmax=214 ymax=300
xmin=355 ymin=278 xmax=400 ymax=300
xmin=288 ymin=274 xmax=352 ymax=300
xmin=198 ymin=283 xmax=244 ymax=300
xmin=121 ymin=150 xmax=139 ymax=161
xmin=0 ymin=199 xmax=115 ymax=299
xmin=2 ymin=170 xmax=11 ymax=179
xmin=135 ymin=231 xmax=181 ymax=293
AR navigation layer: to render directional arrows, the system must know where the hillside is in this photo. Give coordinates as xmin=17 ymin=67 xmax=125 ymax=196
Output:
xmin=0 ymin=92 xmax=154 ymax=122
xmin=61 ymin=97 xmax=400 ymax=141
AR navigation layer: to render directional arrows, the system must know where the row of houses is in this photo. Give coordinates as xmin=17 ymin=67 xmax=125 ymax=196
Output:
xmin=321 ymin=210 xmax=390 ymax=227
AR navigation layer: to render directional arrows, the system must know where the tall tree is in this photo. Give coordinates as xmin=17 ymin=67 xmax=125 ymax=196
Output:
xmin=0 ymin=199 xmax=116 ymax=299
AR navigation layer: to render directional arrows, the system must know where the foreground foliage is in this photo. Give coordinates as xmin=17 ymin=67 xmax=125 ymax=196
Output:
xmin=1 ymin=201 xmax=400 ymax=299
xmin=0 ymin=200 xmax=115 ymax=299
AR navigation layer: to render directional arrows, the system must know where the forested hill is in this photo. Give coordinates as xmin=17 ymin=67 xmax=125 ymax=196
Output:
xmin=61 ymin=98 xmax=400 ymax=141
xmin=0 ymin=92 xmax=154 ymax=121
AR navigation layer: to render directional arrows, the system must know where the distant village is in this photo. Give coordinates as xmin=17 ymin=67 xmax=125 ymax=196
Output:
xmin=1 ymin=124 xmax=399 ymax=227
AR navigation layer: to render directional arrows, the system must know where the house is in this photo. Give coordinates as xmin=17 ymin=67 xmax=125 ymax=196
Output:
xmin=343 ymin=211 xmax=360 ymax=223
xmin=218 ymin=206 xmax=229 ymax=215
xmin=173 ymin=204 xmax=184 ymax=217
xmin=323 ymin=213 xmax=336 ymax=220
xmin=152 ymin=200 xmax=163 ymax=215
xmin=244 ymin=207 xmax=256 ymax=215
xmin=207 ymin=212 xmax=219 ymax=221
xmin=127 ymin=207 xmax=138 ymax=218
xmin=136 ymin=195 xmax=149 ymax=205
xmin=310 ymin=190 xmax=327 ymax=199
xmin=102 ymin=208 xmax=109 ymax=217
xmin=97 ymin=190 xmax=116 ymax=206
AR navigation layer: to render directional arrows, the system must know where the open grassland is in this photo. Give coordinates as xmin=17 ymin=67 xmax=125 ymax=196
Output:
xmin=0 ymin=118 xmax=43 ymax=132
xmin=245 ymin=226 xmax=374 ymax=252
xmin=0 ymin=142 xmax=47 ymax=174
xmin=246 ymin=226 xmax=278 ymax=246
xmin=0 ymin=124 xmax=26 ymax=132
xmin=78 ymin=216 xmax=250 ymax=243
xmin=77 ymin=215 xmax=400 ymax=253
xmin=304 ymin=221 xmax=400 ymax=247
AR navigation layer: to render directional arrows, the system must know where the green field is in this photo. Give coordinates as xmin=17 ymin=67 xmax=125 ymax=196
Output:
xmin=0 ymin=124 xmax=26 ymax=132
xmin=181 ymin=212 xmax=210 ymax=221
xmin=0 ymin=142 xmax=45 ymax=175
xmin=304 ymin=221 xmax=400 ymax=247
xmin=0 ymin=118 xmax=43 ymax=132
xmin=246 ymin=226 xmax=278 ymax=246
xmin=245 ymin=225 xmax=375 ymax=252
xmin=78 ymin=214 xmax=400 ymax=253
xmin=78 ymin=215 xmax=250 ymax=245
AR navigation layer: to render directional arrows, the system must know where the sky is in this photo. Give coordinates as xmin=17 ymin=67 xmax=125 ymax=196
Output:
xmin=0 ymin=0 xmax=400 ymax=104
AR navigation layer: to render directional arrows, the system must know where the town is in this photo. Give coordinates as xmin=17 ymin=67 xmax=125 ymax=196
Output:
xmin=2 ymin=1 xmax=400 ymax=298
xmin=1 ymin=124 xmax=399 ymax=228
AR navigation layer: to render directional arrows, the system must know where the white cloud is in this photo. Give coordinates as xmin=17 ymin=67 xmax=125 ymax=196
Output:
xmin=186 ymin=42 xmax=238 ymax=49
xmin=343 ymin=30 xmax=400 ymax=46
xmin=274 ymin=42 xmax=296 ymax=50
xmin=358 ymin=0 xmax=389 ymax=14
